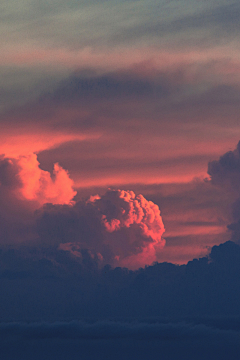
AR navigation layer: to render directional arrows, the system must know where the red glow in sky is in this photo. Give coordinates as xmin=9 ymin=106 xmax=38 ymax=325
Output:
xmin=1 ymin=0 xmax=240 ymax=266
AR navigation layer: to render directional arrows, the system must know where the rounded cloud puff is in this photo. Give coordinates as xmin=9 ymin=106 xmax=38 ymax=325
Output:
xmin=17 ymin=153 xmax=76 ymax=205
xmin=208 ymin=141 xmax=240 ymax=192
xmin=0 ymin=155 xmax=165 ymax=269
xmin=0 ymin=153 xmax=76 ymax=244
xmin=37 ymin=189 xmax=165 ymax=269
xmin=92 ymin=190 xmax=165 ymax=268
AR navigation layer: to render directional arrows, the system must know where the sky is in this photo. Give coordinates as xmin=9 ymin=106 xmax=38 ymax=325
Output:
xmin=1 ymin=0 xmax=240 ymax=266
xmin=1 ymin=1 xmax=240 ymax=358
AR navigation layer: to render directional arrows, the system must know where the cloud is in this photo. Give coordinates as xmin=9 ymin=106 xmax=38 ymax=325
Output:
xmin=4 ymin=63 xmax=240 ymax=132
xmin=208 ymin=141 xmax=240 ymax=192
xmin=227 ymin=213 xmax=240 ymax=244
xmin=208 ymin=141 xmax=240 ymax=243
xmin=1 ymin=62 xmax=240 ymax=190
xmin=36 ymin=189 xmax=165 ymax=269
xmin=0 ymin=153 xmax=76 ymax=207
xmin=0 ymin=153 xmax=76 ymax=244
xmin=0 ymin=240 xmax=240 ymax=322
xmin=2 ymin=0 xmax=240 ymax=53
xmin=0 ymin=156 xmax=34 ymax=244
xmin=0 ymin=152 xmax=166 ymax=269
xmin=17 ymin=153 xmax=76 ymax=206
xmin=50 ymin=70 xmax=170 ymax=102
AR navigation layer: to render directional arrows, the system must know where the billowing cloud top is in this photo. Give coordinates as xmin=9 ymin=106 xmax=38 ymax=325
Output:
xmin=91 ymin=189 xmax=165 ymax=268
xmin=0 ymin=154 xmax=165 ymax=269
xmin=0 ymin=153 xmax=76 ymax=244
xmin=38 ymin=189 xmax=165 ymax=269
xmin=17 ymin=153 xmax=76 ymax=205
xmin=0 ymin=153 xmax=76 ymax=206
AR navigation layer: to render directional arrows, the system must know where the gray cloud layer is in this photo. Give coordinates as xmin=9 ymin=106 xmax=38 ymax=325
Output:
xmin=1 ymin=0 xmax=239 ymax=49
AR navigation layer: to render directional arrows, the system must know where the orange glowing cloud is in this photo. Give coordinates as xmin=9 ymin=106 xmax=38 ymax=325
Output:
xmin=17 ymin=153 xmax=76 ymax=206
xmin=0 ymin=152 xmax=77 ymax=245
xmin=0 ymin=127 xmax=100 ymax=158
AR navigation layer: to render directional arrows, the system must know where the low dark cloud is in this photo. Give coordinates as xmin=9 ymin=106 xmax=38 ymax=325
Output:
xmin=1 ymin=319 xmax=240 ymax=360
xmin=0 ymin=240 xmax=240 ymax=321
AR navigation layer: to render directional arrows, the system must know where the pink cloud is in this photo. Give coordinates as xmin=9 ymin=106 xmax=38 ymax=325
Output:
xmin=2 ymin=45 xmax=240 ymax=81
xmin=17 ymin=153 xmax=76 ymax=206
xmin=88 ymin=189 xmax=165 ymax=269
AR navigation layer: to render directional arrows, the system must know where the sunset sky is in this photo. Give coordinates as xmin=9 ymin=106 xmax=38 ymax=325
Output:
xmin=1 ymin=0 xmax=240 ymax=267
xmin=2 ymin=1 xmax=240 ymax=358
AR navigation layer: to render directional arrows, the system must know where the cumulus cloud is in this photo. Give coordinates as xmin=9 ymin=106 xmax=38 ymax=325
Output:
xmin=208 ymin=141 xmax=240 ymax=243
xmin=0 ymin=153 xmax=76 ymax=207
xmin=0 ymin=153 xmax=76 ymax=244
xmin=0 ymin=156 xmax=34 ymax=244
xmin=0 ymin=153 xmax=165 ymax=269
xmin=17 ymin=153 xmax=76 ymax=205
xmin=208 ymin=141 xmax=240 ymax=193
xmin=95 ymin=189 xmax=165 ymax=268
xmin=36 ymin=189 xmax=165 ymax=269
